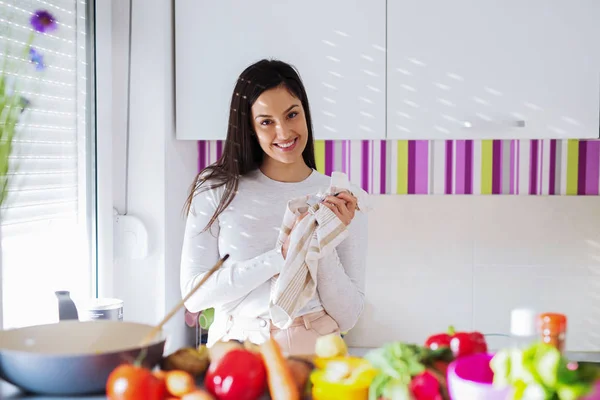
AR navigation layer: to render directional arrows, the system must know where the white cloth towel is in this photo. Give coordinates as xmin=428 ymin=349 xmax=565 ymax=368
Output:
xmin=269 ymin=172 xmax=371 ymax=329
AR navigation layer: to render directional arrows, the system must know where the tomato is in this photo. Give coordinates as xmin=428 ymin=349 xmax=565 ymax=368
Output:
xmin=106 ymin=364 xmax=166 ymax=400
xmin=204 ymin=348 xmax=266 ymax=400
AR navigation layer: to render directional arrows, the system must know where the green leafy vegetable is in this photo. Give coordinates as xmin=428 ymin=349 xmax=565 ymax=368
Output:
xmin=491 ymin=342 xmax=600 ymax=400
xmin=365 ymin=342 xmax=452 ymax=400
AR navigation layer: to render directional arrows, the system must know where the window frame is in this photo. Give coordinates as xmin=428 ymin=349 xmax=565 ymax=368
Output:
xmin=0 ymin=0 xmax=101 ymax=328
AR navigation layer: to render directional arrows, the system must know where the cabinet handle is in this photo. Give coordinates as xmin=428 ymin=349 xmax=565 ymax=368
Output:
xmin=462 ymin=120 xmax=526 ymax=128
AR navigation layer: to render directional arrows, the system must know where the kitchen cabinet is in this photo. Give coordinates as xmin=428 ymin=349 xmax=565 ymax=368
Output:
xmin=175 ymin=0 xmax=386 ymax=141
xmin=387 ymin=0 xmax=600 ymax=140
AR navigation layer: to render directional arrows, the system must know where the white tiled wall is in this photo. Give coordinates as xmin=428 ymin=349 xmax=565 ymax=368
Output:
xmin=345 ymin=196 xmax=600 ymax=352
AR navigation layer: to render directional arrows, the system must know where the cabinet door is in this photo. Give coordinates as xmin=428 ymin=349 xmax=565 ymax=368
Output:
xmin=175 ymin=0 xmax=386 ymax=140
xmin=387 ymin=1 xmax=600 ymax=140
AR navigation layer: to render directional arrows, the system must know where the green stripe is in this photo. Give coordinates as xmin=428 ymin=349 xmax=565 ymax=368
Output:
xmin=315 ymin=140 xmax=325 ymax=173
xmin=566 ymin=139 xmax=579 ymax=195
xmin=397 ymin=140 xmax=408 ymax=194
xmin=481 ymin=140 xmax=493 ymax=194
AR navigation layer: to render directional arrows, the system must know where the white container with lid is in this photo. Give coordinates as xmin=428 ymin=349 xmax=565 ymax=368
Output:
xmin=80 ymin=298 xmax=124 ymax=322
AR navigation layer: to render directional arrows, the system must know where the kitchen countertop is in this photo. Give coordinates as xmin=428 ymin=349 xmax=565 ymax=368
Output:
xmin=2 ymin=348 xmax=599 ymax=398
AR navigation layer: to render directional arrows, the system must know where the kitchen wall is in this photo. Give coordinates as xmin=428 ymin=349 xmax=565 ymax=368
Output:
xmin=345 ymin=195 xmax=600 ymax=352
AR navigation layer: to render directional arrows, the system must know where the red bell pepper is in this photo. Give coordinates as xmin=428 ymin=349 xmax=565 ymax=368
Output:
xmin=424 ymin=326 xmax=488 ymax=358
xmin=204 ymin=348 xmax=267 ymax=400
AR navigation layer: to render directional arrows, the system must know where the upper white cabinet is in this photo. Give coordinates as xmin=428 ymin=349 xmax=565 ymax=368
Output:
xmin=175 ymin=0 xmax=386 ymax=141
xmin=387 ymin=1 xmax=600 ymax=140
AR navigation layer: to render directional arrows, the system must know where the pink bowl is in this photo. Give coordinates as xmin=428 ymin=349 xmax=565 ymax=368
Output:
xmin=447 ymin=353 xmax=600 ymax=400
xmin=447 ymin=353 xmax=510 ymax=400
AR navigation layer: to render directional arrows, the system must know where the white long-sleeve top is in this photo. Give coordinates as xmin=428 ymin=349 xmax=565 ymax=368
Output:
xmin=180 ymin=169 xmax=367 ymax=345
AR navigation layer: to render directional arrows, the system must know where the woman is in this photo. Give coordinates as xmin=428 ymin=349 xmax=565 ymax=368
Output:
xmin=180 ymin=59 xmax=367 ymax=356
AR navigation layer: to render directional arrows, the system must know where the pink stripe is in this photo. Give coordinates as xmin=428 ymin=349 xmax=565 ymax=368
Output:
xmin=510 ymin=140 xmax=516 ymax=194
xmin=455 ymin=140 xmax=466 ymax=194
xmin=414 ymin=140 xmax=429 ymax=194
xmin=586 ymin=141 xmax=600 ymax=195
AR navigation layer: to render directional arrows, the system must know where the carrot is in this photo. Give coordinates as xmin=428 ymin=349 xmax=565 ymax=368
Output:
xmin=259 ymin=338 xmax=300 ymax=400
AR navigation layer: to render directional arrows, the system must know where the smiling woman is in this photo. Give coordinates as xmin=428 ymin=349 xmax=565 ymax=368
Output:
xmin=180 ymin=59 xmax=368 ymax=356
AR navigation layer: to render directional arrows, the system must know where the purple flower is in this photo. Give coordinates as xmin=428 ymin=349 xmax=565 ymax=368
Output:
xmin=29 ymin=47 xmax=45 ymax=71
xmin=30 ymin=10 xmax=57 ymax=33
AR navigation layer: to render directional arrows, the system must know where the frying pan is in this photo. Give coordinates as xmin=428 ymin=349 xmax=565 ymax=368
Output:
xmin=0 ymin=291 xmax=166 ymax=396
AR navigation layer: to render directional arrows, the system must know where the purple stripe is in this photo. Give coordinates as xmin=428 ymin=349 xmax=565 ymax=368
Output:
xmin=361 ymin=140 xmax=369 ymax=191
xmin=342 ymin=140 xmax=347 ymax=174
xmin=539 ymin=141 xmax=544 ymax=195
xmin=198 ymin=141 xmax=207 ymax=171
xmin=325 ymin=140 xmax=334 ymax=176
xmin=414 ymin=140 xmax=429 ymax=194
xmin=586 ymin=141 xmax=600 ymax=195
xmin=370 ymin=141 xmax=375 ymax=193
xmin=407 ymin=141 xmax=416 ymax=194
xmin=549 ymin=139 xmax=557 ymax=195
xmin=380 ymin=141 xmax=387 ymax=194
xmin=455 ymin=140 xmax=466 ymax=194
xmin=445 ymin=140 xmax=453 ymax=194
xmin=216 ymin=141 xmax=223 ymax=160
xmin=492 ymin=140 xmax=502 ymax=194
xmin=516 ymin=141 xmax=520 ymax=195
xmin=578 ymin=141 xmax=587 ymax=195
xmin=529 ymin=140 xmax=539 ymax=195
xmin=465 ymin=140 xmax=473 ymax=194
xmin=510 ymin=140 xmax=516 ymax=194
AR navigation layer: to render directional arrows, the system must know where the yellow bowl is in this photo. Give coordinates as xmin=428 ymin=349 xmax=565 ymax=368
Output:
xmin=310 ymin=357 xmax=377 ymax=400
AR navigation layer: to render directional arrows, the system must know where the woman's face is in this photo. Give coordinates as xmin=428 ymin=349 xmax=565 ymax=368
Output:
xmin=251 ymin=86 xmax=308 ymax=165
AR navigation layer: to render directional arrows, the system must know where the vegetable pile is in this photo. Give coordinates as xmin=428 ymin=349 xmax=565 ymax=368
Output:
xmin=104 ymin=324 xmax=600 ymax=400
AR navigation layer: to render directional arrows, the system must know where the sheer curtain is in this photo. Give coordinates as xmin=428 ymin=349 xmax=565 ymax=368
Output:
xmin=0 ymin=0 xmax=96 ymax=329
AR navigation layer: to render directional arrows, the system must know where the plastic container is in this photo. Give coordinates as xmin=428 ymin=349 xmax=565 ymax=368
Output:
xmin=447 ymin=353 xmax=511 ymax=400
xmin=79 ymin=298 xmax=123 ymax=321
xmin=538 ymin=312 xmax=567 ymax=352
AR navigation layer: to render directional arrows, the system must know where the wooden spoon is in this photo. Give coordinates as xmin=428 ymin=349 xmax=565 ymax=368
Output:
xmin=140 ymin=254 xmax=229 ymax=347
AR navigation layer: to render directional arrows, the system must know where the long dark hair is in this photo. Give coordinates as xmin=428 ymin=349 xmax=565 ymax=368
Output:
xmin=184 ymin=59 xmax=317 ymax=231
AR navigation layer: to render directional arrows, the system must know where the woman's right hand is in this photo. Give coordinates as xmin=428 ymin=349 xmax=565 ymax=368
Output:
xmin=282 ymin=213 xmax=307 ymax=259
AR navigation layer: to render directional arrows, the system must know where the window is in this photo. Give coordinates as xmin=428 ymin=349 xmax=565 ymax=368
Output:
xmin=0 ymin=0 xmax=96 ymax=329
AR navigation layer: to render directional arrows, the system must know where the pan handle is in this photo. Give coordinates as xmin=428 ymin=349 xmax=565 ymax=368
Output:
xmin=55 ymin=291 xmax=79 ymax=321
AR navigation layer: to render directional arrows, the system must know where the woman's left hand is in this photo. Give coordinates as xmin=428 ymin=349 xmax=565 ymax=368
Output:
xmin=322 ymin=192 xmax=358 ymax=226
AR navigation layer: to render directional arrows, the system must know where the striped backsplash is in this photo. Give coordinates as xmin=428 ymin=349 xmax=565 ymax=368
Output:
xmin=198 ymin=139 xmax=600 ymax=195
